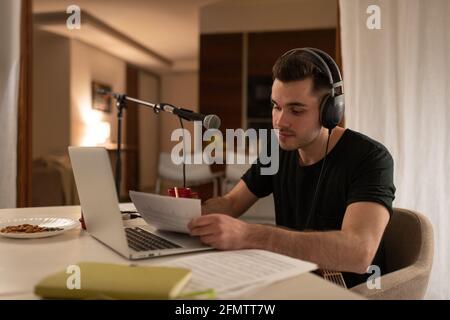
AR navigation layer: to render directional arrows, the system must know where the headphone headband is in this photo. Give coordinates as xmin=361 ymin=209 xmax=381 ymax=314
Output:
xmin=281 ymin=48 xmax=343 ymax=97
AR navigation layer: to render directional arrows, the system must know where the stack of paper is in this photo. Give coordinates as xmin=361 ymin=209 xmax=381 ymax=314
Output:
xmin=161 ymin=249 xmax=317 ymax=299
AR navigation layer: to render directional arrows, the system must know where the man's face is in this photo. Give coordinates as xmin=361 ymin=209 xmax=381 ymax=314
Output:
xmin=271 ymin=78 xmax=324 ymax=151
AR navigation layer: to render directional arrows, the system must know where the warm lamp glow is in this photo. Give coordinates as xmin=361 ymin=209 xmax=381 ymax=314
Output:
xmin=81 ymin=106 xmax=102 ymax=125
xmin=81 ymin=121 xmax=111 ymax=146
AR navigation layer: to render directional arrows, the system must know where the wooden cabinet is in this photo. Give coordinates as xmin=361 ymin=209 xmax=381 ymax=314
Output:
xmin=200 ymin=29 xmax=336 ymax=131
xmin=199 ymin=33 xmax=243 ymax=131
xmin=247 ymin=29 xmax=336 ymax=76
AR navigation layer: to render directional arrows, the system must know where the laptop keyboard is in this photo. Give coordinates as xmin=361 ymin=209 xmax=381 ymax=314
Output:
xmin=125 ymin=227 xmax=182 ymax=252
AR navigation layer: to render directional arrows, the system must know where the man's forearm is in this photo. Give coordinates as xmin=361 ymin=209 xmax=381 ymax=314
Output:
xmin=201 ymin=196 xmax=241 ymax=217
xmin=244 ymin=224 xmax=371 ymax=274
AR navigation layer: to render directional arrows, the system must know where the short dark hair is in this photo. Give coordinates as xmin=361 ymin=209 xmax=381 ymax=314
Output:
xmin=272 ymin=50 xmax=331 ymax=95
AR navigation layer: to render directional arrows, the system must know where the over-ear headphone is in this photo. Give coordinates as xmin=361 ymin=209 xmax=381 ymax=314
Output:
xmin=280 ymin=48 xmax=345 ymax=130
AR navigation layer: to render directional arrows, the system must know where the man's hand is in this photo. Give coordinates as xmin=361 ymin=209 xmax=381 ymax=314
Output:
xmin=188 ymin=214 xmax=253 ymax=250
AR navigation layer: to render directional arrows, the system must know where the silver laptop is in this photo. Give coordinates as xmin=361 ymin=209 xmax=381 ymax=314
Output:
xmin=68 ymin=146 xmax=211 ymax=260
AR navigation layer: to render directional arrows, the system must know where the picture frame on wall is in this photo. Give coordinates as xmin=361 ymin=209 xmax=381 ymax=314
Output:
xmin=92 ymin=81 xmax=112 ymax=113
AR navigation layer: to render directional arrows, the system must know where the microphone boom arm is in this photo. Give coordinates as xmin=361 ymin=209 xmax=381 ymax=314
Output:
xmin=97 ymin=89 xmax=212 ymax=199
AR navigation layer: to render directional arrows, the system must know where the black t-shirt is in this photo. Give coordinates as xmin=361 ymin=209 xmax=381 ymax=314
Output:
xmin=241 ymin=129 xmax=396 ymax=288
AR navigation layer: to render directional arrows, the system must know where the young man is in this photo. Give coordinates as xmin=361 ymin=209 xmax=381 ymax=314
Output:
xmin=188 ymin=48 xmax=396 ymax=288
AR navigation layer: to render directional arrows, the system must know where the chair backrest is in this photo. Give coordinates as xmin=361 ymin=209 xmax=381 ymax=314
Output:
xmin=351 ymin=208 xmax=434 ymax=299
xmin=384 ymin=208 xmax=433 ymax=273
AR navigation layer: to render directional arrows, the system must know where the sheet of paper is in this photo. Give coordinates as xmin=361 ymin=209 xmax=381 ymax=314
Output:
xmin=161 ymin=249 xmax=317 ymax=298
xmin=129 ymin=191 xmax=200 ymax=234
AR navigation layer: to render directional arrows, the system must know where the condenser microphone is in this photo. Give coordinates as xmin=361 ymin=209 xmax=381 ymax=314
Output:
xmin=157 ymin=103 xmax=221 ymax=129
xmin=203 ymin=114 xmax=221 ymax=130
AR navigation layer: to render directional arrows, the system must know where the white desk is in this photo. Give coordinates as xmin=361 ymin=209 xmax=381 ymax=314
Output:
xmin=0 ymin=205 xmax=363 ymax=300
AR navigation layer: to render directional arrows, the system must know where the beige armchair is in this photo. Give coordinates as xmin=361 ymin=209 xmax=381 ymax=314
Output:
xmin=351 ymin=208 xmax=434 ymax=299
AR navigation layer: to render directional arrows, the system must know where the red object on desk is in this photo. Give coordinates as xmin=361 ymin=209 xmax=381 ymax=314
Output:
xmin=167 ymin=187 xmax=199 ymax=199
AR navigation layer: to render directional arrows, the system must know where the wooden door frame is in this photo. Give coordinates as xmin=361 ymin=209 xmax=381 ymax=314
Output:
xmin=124 ymin=64 xmax=140 ymax=200
xmin=17 ymin=0 xmax=33 ymax=208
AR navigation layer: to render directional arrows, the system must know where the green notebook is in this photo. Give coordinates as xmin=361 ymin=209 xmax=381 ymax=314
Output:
xmin=34 ymin=262 xmax=191 ymax=300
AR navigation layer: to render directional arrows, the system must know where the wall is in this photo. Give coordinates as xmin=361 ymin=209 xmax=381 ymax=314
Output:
xmin=70 ymin=40 xmax=126 ymax=147
xmin=32 ymin=29 xmax=70 ymax=159
xmin=33 ymin=32 xmax=127 ymax=156
xmin=138 ymin=71 xmax=160 ymax=191
xmin=201 ymin=0 xmax=337 ymax=34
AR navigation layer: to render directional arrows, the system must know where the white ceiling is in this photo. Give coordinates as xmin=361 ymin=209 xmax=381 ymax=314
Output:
xmin=33 ymin=0 xmax=219 ymax=67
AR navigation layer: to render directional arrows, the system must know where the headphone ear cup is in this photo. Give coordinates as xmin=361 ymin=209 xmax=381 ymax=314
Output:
xmin=320 ymin=94 xmax=345 ymax=130
xmin=319 ymin=94 xmax=333 ymax=129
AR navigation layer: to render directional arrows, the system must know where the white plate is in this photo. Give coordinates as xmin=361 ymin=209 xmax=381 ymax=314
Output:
xmin=0 ymin=217 xmax=80 ymax=239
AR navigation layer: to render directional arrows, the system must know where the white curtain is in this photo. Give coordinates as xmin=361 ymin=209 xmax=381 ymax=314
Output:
xmin=0 ymin=0 xmax=21 ymax=208
xmin=340 ymin=0 xmax=450 ymax=299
